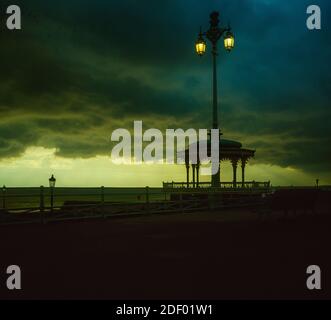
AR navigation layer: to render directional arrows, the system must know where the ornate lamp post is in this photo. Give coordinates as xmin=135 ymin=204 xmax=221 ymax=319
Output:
xmin=49 ymin=174 xmax=56 ymax=212
xmin=195 ymin=11 xmax=235 ymax=187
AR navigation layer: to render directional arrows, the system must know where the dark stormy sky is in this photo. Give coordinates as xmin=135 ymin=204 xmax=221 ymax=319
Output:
xmin=0 ymin=0 xmax=330 ymax=186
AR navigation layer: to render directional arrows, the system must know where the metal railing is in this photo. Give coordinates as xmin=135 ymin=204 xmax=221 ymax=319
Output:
xmin=163 ymin=181 xmax=271 ymax=189
xmin=0 ymin=187 xmax=160 ymax=212
xmin=0 ymin=186 xmax=266 ymax=225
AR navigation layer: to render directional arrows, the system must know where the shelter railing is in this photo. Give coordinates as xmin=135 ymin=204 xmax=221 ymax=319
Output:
xmin=163 ymin=181 xmax=271 ymax=189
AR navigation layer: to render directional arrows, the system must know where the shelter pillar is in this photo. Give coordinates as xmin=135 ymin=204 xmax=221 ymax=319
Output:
xmin=231 ymin=159 xmax=239 ymax=188
xmin=186 ymin=163 xmax=190 ymax=188
xmin=241 ymin=158 xmax=247 ymax=188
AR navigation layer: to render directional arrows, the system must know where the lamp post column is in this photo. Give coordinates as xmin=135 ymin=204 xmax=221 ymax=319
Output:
xmin=211 ymin=44 xmax=220 ymax=188
xmin=192 ymin=164 xmax=196 ymax=188
xmin=50 ymin=187 xmax=54 ymax=213
xmin=196 ymin=162 xmax=200 ymax=188
xmin=212 ymin=47 xmax=218 ymax=130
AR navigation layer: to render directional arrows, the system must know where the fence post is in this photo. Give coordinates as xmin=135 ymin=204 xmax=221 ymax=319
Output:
xmin=146 ymin=186 xmax=150 ymax=214
xmin=101 ymin=186 xmax=105 ymax=218
xmin=40 ymin=186 xmax=45 ymax=224
xmin=2 ymin=185 xmax=6 ymax=211
xmin=179 ymin=193 xmax=184 ymax=213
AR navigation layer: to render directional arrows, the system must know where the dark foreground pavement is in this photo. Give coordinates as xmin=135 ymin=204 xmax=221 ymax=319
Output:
xmin=0 ymin=210 xmax=330 ymax=300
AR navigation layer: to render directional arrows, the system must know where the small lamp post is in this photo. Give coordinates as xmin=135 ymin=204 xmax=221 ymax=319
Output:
xmin=195 ymin=11 xmax=235 ymax=187
xmin=49 ymin=175 xmax=56 ymax=212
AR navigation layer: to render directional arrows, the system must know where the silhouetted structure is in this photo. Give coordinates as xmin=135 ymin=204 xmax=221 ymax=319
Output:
xmin=183 ymin=139 xmax=255 ymax=188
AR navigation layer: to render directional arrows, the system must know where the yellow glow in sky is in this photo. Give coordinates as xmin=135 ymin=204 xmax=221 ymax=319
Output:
xmin=0 ymin=146 xmax=323 ymax=187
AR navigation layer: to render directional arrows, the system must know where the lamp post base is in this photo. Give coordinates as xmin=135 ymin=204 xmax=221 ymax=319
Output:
xmin=211 ymin=168 xmax=221 ymax=188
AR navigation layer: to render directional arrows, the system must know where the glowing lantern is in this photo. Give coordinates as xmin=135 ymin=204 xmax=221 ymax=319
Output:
xmin=195 ymin=32 xmax=206 ymax=56
xmin=224 ymin=31 xmax=235 ymax=51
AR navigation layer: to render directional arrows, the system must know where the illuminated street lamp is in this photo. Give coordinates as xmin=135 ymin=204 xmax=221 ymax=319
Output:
xmin=195 ymin=11 xmax=235 ymax=187
xmin=49 ymin=174 xmax=56 ymax=212
xmin=195 ymin=29 xmax=206 ymax=56
xmin=224 ymin=31 xmax=235 ymax=51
